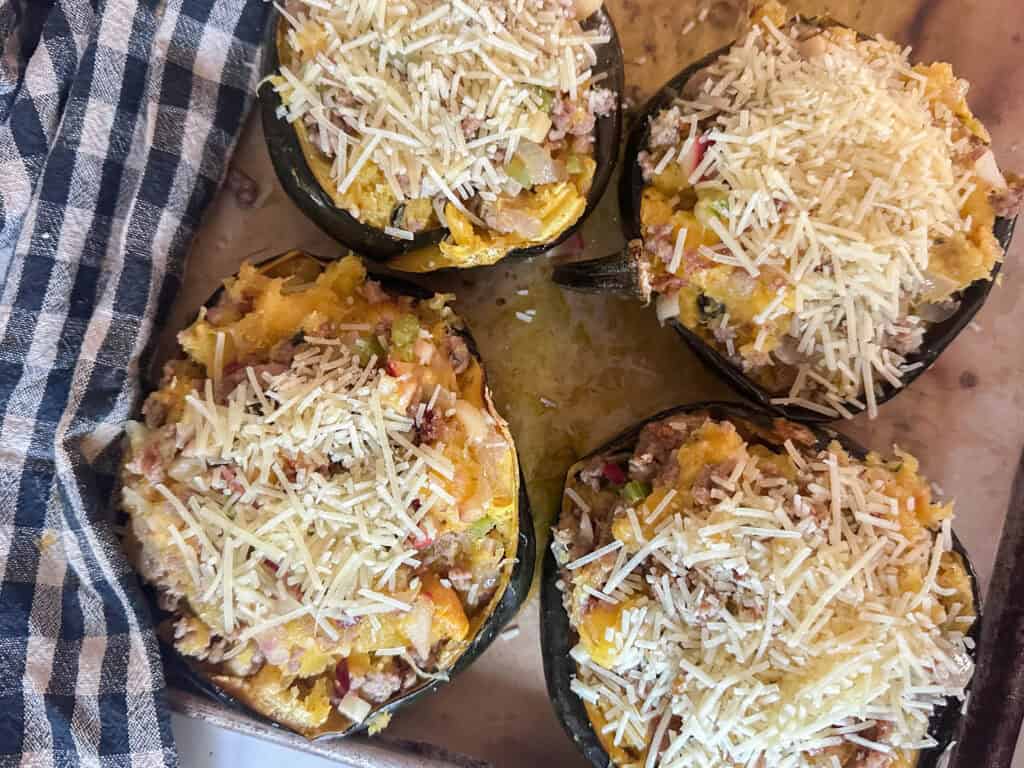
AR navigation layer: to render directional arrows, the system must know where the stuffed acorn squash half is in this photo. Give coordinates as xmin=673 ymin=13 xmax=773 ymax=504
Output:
xmin=122 ymin=250 xmax=534 ymax=737
xmin=554 ymin=2 xmax=1019 ymax=422
xmin=543 ymin=402 xmax=979 ymax=768
xmin=260 ymin=0 xmax=624 ymax=269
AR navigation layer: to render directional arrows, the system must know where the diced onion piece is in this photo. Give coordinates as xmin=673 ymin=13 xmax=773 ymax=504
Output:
xmin=404 ymin=599 xmax=434 ymax=660
xmin=656 ymin=292 xmax=681 ymax=324
xmin=338 ymin=691 xmax=372 ymax=723
xmin=679 ymin=135 xmax=705 ymax=177
xmin=524 ymin=112 xmax=553 ymax=143
xmin=974 ymin=149 xmax=1006 ymax=190
xmin=515 ymin=141 xmax=562 ymax=185
xmin=413 ymin=338 xmax=435 ymax=365
xmin=454 ymin=400 xmax=488 ymax=443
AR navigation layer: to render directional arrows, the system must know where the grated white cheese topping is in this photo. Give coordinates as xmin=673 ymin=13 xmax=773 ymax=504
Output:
xmin=145 ymin=340 xmax=485 ymax=650
xmin=564 ymin=433 xmax=974 ymax=767
xmin=271 ymin=0 xmax=611 ymax=202
xmin=657 ymin=21 xmax=991 ymax=417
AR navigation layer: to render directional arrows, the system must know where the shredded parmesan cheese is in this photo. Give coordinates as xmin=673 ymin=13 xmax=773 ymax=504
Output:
xmin=559 ymin=421 xmax=974 ymax=766
xmin=139 ymin=337 xmax=507 ymax=653
xmin=270 ymin=0 xmax=612 ymax=204
xmin=648 ymin=19 xmax=998 ymax=416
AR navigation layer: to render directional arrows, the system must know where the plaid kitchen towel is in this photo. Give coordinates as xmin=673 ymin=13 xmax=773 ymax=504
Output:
xmin=0 ymin=0 xmax=269 ymax=764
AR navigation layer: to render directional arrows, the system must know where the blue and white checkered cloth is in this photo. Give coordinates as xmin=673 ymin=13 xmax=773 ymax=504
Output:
xmin=0 ymin=1 xmax=268 ymax=764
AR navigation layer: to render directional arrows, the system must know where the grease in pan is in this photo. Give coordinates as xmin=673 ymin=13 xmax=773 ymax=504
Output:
xmin=546 ymin=403 xmax=978 ymax=768
xmin=121 ymin=251 xmax=532 ymax=736
xmin=261 ymin=0 xmax=623 ymax=268
xmin=555 ymin=1 xmax=1019 ymax=421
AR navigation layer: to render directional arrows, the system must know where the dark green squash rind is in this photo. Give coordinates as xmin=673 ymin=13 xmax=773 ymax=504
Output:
xmin=541 ymin=401 xmax=981 ymax=768
xmin=258 ymin=8 xmax=625 ymax=266
xmin=151 ymin=253 xmax=536 ymax=739
xmin=554 ymin=18 xmax=1018 ymax=423
xmin=551 ymin=246 xmax=643 ymax=296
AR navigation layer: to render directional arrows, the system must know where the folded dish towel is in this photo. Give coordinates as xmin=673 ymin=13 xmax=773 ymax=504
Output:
xmin=0 ymin=1 xmax=267 ymax=763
